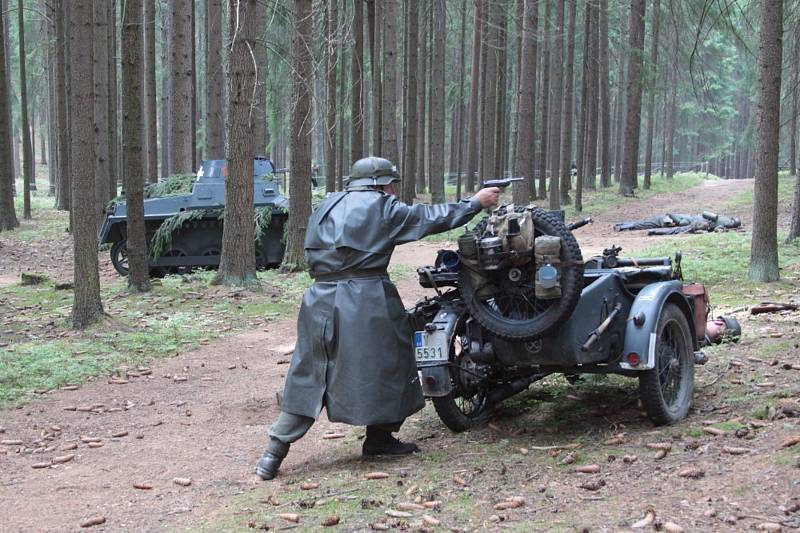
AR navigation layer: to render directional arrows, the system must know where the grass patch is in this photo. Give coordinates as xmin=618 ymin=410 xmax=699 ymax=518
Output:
xmin=9 ymin=180 xmax=69 ymax=242
xmin=724 ymin=173 xmax=794 ymax=209
xmin=636 ymin=231 xmax=800 ymax=307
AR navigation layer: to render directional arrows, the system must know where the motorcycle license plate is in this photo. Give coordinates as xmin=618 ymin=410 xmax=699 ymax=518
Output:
xmin=414 ymin=330 xmax=448 ymax=363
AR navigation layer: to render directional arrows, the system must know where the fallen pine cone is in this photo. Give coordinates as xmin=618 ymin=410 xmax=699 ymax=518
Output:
xmin=604 ymin=435 xmax=626 ymax=446
xmin=321 ymin=515 xmax=340 ymax=527
xmin=703 ymin=427 xmax=725 ymax=436
xmin=578 ymin=479 xmax=605 ymax=491
xmin=364 ymin=472 xmax=389 ymax=480
xmin=111 ymin=431 xmax=128 ymax=438
xmin=396 ymin=502 xmax=425 ymax=511
xmin=1 ymin=439 xmax=23 ymax=446
xmin=322 ymin=432 xmax=346 ymax=440
xmin=80 ymin=436 xmax=101 ymax=443
xmin=79 ymin=516 xmax=106 ymax=528
xmin=385 ymin=509 xmax=413 ymax=518
xmin=622 ymin=455 xmax=638 ymax=464
xmin=779 ymin=436 xmax=800 ymax=448
xmin=422 ymin=514 xmax=441 ymax=526
xmin=755 ymin=522 xmax=783 ymax=532
xmin=278 ymin=513 xmax=300 ymax=523
xmin=574 ymin=464 xmax=600 ymax=474
xmin=370 ymin=523 xmax=390 ymax=531
xmin=452 ymin=474 xmax=468 ymax=486
xmin=677 ymin=467 xmax=705 ymax=479
xmin=493 ymin=496 xmax=525 ymax=510
xmin=173 ymin=477 xmax=192 ymax=486
xmin=722 ymin=446 xmax=752 ymax=455
xmin=300 ymin=482 xmax=319 ymax=490
xmin=52 ymin=454 xmax=75 ymax=464
xmin=645 ymin=442 xmax=673 ymax=451
xmin=31 ymin=462 xmax=51 ymax=469
xmin=422 ymin=500 xmax=441 ymax=509
xmin=87 ymin=442 xmax=104 ymax=448
xmin=663 ymin=521 xmax=685 ymax=533
xmin=62 ymin=443 xmax=78 ymax=451
xmin=560 ymin=451 xmax=576 ymax=465
xmin=655 ymin=449 xmax=668 ymax=460
xmin=631 ymin=509 xmax=656 ymax=528
xmin=133 ymin=482 xmax=153 ymax=490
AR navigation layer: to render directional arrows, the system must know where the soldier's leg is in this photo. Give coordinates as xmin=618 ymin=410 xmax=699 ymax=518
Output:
xmin=256 ymin=412 xmax=315 ymax=480
xmin=363 ymin=419 xmax=419 ymax=456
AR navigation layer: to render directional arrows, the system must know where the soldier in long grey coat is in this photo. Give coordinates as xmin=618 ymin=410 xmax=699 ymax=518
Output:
xmin=256 ymin=157 xmax=500 ymax=480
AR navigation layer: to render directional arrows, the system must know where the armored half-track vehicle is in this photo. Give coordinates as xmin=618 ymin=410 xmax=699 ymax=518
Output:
xmin=98 ymin=157 xmax=288 ymax=277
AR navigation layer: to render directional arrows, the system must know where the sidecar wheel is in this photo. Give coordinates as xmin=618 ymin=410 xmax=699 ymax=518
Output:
xmin=638 ymin=303 xmax=695 ymax=425
xmin=432 ymin=388 xmax=492 ymax=433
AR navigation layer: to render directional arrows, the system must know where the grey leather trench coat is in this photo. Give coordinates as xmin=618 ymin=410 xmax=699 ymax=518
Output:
xmin=280 ymin=189 xmax=481 ymax=425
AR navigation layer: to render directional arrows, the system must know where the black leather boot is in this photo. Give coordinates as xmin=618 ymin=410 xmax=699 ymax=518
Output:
xmin=362 ymin=427 xmax=419 ymax=456
xmin=255 ymin=438 xmax=290 ymax=480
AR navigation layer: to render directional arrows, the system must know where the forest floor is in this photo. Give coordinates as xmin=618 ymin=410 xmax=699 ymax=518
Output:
xmin=1 ymin=175 xmax=800 ymax=532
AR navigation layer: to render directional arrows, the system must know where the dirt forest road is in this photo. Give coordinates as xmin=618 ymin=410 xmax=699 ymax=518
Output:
xmin=2 ymin=177 xmax=794 ymax=532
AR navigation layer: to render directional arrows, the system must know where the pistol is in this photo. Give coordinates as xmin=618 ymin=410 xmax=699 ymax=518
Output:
xmin=482 ymin=177 xmax=525 ymax=188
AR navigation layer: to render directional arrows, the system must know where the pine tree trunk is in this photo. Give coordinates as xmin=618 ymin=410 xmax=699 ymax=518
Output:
xmin=367 ymin=0 xmax=382 ymax=155
xmin=45 ymin=1 xmax=57 ymax=196
xmin=18 ymin=0 xmax=32 ymax=219
xmin=214 ymin=0 xmax=259 ymax=285
xmin=642 ymin=0 xmax=660 ymax=189
xmin=55 ymin=0 xmax=70 ymax=211
xmin=509 ymin=0 xmax=524 ymax=174
xmin=120 ymin=0 xmax=150 ymax=291
xmin=69 ymin=0 xmax=104 ymax=328
xmin=0 ymin=0 xmax=16 ymax=231
xmin=598 ymin=0 xmax=611 ymax=186
xmin=203 ymin=0 xmax=223 ymax=158
xmin=513 ymin=0 xmax=538 ymax=206
xmin=381 ymin=0 xmax=399 ymax=163
xmin=665 ymin=23 xmax=677 ymax=180
xmin=428 ymin=0 xmax=445 ymax=203
xmin=465 ymin=0 xmax=482 ymax=194
xmin=92 ymin=0 xmax=110 ymax=227
xmin=584 ymin=1 xmax=600 ymax=192
xmin=144 ymin=0 xmax=158 ymax=183
xmin=108 ymin=0 xmax=118 ymax=197
xmin=415 ymin=8 xmax=428 ymax=195
xmin=401 ymin=0 xmax=418 ymax=204
xmin=574 ymin=0 xmax=591 ymax=212
xmin=351 ymin=0 xmax=364 ymax=162
xmin=612 ymin=4 xmax=626 ymax=183
xmin=169 ymin=0 xmax=194 ymax=174
xmin=281 ymin=0 xmax=313 ymax=272
xmin=558 ymin=0 xmax=576 ymax=205
xmin=547 ymin=0 xmax=564 ymax=209
xmin=454 ymin=0 xmax=468 ymax=201
xmin=536 ymin=0 xmax=551 ymax=198
xmin=324 ymin=0 xmax=338 ymax=192
xmin=478 ymin=1 xmax=499 ymax=184
xmin=160 ymin=3 xmax=170 ymax=179
xmin=748 ymin=0 xmax=782 ymax=281
xmin=494 ymin=10 xmax=507 ymax=181
xmin=336 ymin=44 xmax=346 ymax=189
xmin=789 ymin=28 xmax=799 ymax=178
xmin=619 ymin=0 xmax=645 ymax=196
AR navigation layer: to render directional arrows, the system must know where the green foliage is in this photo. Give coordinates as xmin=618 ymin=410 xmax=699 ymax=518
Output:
xmin=150 ymin=209 xmax=213 ymax=259
xmin=144 ymin=174 xmax=196 ymax=199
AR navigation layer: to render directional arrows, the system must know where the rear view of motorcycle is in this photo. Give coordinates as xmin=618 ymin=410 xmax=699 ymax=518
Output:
xmin=409 ymin=194 xmax=707 ymax=432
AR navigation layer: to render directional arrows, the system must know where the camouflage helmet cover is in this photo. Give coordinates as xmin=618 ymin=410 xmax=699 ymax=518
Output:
xmin=346 ymin=156 xmax=401 ymax=188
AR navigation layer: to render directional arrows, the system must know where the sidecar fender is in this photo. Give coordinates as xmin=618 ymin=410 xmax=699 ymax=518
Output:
xmin=620 ymin=280 xmax=695 ymax=370
xmin=419 ymin=365 xmax=453 ymax=397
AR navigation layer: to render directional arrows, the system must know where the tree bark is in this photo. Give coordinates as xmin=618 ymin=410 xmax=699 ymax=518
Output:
xmin=381 ymin=0 xmax=399 ymax=163
xmin=18 ymin=0 xmax=32 ymax=219
xmin=455 ymin=0 xmax=468 ymax=200
xmin=351 ymin=0 xmax=364 ymax=162
xmin=558 ymin=0 xmax=576 ymax=206
xmin=160 ymin=2 xmax=170 ymax=179
xmin=619 ymin=0 xmax=645 ymax=196
xmin=612 ymin=3 xmax=626 ymax=183
xmin=665 ymin=21 xmax=677 ymax=179
xmin=204 ymin=0 xmax=224 ymax=158
xmin=494 ymin=8 xmax=507 ymax=181
xmin=584 ymin=1 xmax=600 ymax=192
xmin=69 ymin=0 xmax=104 ymax=328
xmin=55 ymin=0 xmax=70 ymax=211
xmin=281 ymin=0 xmax=313 ymax=272
xmin=598 ymin=0 xmax=611 ymax=186
xmin=144 ymin=0 xmax=158 ymax=184
xmin=401 ymin=0 xmax=418 ymax=203
xmin=324 ymin=0 xmax=338 ymax=192
xmin=512 ymin=0 xmax=538 ymax=206
xmin=367 ymin=0 xmax=382 ymax=155
xmin=574 ymin=0 xmax=590 ymax=212
xmin=415 ymin=7 xmax=428 ymax=195
xmin=0 ymin=0 xmax=16 ymax=231
xmin=108 ymin=0 xmax=118 ymax=197
xmin=214 ymin=0 xmax=259 ymax=285
xmin=93 ymin=0 xmax=110 ymax=227
xmin=429 ymin=0 xmax=445 ymax=203
xmin=121 ymin=0 xmax=150 ymax=291
xmin=169 ymin=0 xmax=194 ymax=174
xmin=748 ymin=0 xmax=782 ymax=281
xmin=480 ymin=0 xmax=500 ymax=185
xmin=465 ymin=0 xmax=482 ymax=194
xmin=547 ymin=0 xmax=564 ymax=209
xmin=642 ymin=0 xmax=660 ymax=189
xmin=537 ymin=0 xmax=551 ymax=198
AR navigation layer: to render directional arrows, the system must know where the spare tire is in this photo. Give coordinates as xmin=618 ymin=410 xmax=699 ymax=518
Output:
xmin=459 ymin=207 xmax=583 ymax=341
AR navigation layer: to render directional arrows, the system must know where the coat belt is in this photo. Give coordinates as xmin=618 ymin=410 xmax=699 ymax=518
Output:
xmin=311 ymin=268 xmax=389 ymax=282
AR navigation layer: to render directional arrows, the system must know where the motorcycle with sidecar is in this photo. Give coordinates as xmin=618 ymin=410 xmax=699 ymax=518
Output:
xmin=409 ymin=204 xmax=710 ymax=432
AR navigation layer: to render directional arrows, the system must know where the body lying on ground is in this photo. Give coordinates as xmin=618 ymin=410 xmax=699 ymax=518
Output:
xmin=613 ymin=212 xmax=741 ymax=235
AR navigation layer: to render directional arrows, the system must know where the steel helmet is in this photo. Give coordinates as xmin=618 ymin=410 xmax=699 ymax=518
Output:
xmin=346 ymin=157 xmax=401 ymax=188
